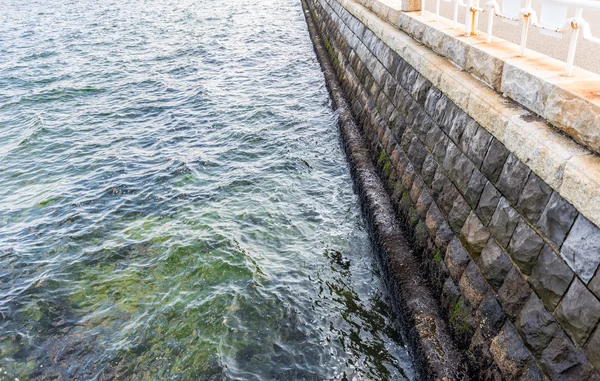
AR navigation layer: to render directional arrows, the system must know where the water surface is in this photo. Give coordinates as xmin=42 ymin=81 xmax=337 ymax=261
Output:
xmin=0 ymin=0 xmax=415 ymax=379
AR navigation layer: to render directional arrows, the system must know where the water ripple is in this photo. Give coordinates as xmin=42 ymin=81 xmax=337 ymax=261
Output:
xmin=0 ymin=0 xmax=415 ymax=379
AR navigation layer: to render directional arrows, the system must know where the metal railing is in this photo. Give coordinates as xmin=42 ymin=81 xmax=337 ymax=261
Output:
xmin=422 ymin=0 xmax=600 ymax=75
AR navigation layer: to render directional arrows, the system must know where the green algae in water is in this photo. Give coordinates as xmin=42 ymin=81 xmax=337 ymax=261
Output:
xmin=0 ymin=0 xmax=416 ymax=378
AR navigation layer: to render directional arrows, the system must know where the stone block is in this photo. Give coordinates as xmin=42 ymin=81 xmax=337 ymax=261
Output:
xmin=517 ymin=172 xmax=553 ymax=224
xmin=496 ymin=153 xmax=531 ymax=205
xmin=423 ymin=120 xmax=443 ymax=152
xmin=561 ymin=153 xmax=600 ymax=230
xmin=458 ymin=117 xmax=479 ymax=156
xmin=400 ymin=162 xmax=416 ymax=191
xmin=476 ymin=181 xmax=501 ymax=226
xmin=431 ymin=131 xmax=450 ymax=164
xmin=529 ymin=245 xmax=574 ymax=312
xmin=478 ymin=239 xmax=512 ymax=291
xmin=585 ymin=327 xmax=600 ymax=371
xmin=467 ymin=126 xmax=493 ymax=169
xmin=442 ymin=138 xmax=462 ymax=177
xmin=481 ymin=138 xmax=509 ymax=184
xmin=447 ymin=109 xmax=469 ymax=146
xmin=407 ymin=136 xmax=427 ymax=173
xmin=554 ymin=279 xmax=600 ymax=346
xmin=544 ymin=81 xmax=600 ymax=155
xmin=445 ymin=237 xmax=471 ymax=283
xmin=490 ymin=321 xmax=535 ymax=380
xmin=424 ymin=87 xmax=442 ymax=118
xmin=449 ymin=296 xmax=477 ymax=347
xmin=541 ymin=330 xmax=599 ymax=380
xmin=488 ymin=197 xmax=519 ymax=248
xmin=459 ymin=261 xmax=490 ymax=310
xmin=590 ymin=269 xmax=600 ymax=300
xmin=465 ymin=44 xmax=505 ymax=89
xmin=448 ymin=195 xmax=470 ymax=235
xmin=415 ymin=189 xmax=433 ymax=217
xmin=560 ymin=214 xmax=600 ymax=284
xmin=442 ymin=277 xmax=461 ymax=316
xmin=516 ymin=293 xmax=559 ymax=356
xmin=536 ymin=191 xmax=578 ymax=248
xmin=467 ymin=327 xmax=504 ymax=379
xmin=507 ymin=219 xmax=544 ymax=276
xmin=420 ymin=154 xmax=438 ymax=187
xmin=437 ymin=178 xmax=460 ymax=218
xmin=500 ymin=62 xmax=545 ymax=117
xmin=476 ymin=294 xmax=507 ymax=339
xmin=460 ymin=211 xmax=491 ymax=258
xmin=435 ymin=221 xmax=454 ymax=251
xmin=425 ymin=203 xmax=444 ymax=237
xmin=463 ymin=169 xmax=487 ymax=210
xmin=450 ymin=153 xmax=476 ymax=197
xmin=410 ymin=74 xmax=432 ymax=107
xmin=498 ymin=267 xmax=532 ymax=321
xmin=410 ymin=177 xmax=424 ymax=206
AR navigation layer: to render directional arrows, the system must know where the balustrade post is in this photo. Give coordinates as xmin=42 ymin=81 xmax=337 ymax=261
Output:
xmin=566 ymin=8 xmax=583 ymax=76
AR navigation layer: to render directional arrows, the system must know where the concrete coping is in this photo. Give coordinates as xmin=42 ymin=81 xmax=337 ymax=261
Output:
xmin=335 ymin=0 xmax=600 ymax=228
xmin=357 ymin=0 xmax=600 ymax=156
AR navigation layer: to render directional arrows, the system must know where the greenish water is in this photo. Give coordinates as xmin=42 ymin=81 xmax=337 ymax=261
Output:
xmin=0 ymin=0 xmax=415 ymax=379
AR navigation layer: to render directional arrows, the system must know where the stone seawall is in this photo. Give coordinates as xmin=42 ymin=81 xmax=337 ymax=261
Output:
xmin=303 ymin=0 xmax=600 ymax=379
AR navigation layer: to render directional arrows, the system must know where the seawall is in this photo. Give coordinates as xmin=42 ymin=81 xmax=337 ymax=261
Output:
xmin=302 ymin=0 xmax=600 ymax=379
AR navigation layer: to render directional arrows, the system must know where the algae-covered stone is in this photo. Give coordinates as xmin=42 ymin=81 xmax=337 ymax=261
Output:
xmin=507 ymin=219 xmax=544 ymax=276
xmin=476 ymin=181 xmax=501 ymax=226
xmin=529 ymin=245 xmax=574 ymax=312
xmin=445 ymin=237 xmax=470 ymax=282
xmin=498 ymin=267 xmax=532 ymax=320
xmin=488 ymin=197 xmax=519 ymax=248
xmin=478 ymin=239 xmax=511 ymax=291
xmin=442 ymin=277 xmax=461 ymax=315
xmin=555 ymin=278 xmax=600 ymax=346
xmin=481 ymin=138 xmax=509 ymax=184
xmin=516 ymin=293 xmax=558 ymax=356
xmin=460 ymin=211 xmax=490 ymax=258
xmin=560 ymin=214 xmax=600 ymax=284
xmin=536 ymin=191 xmax=578 ymax=248
xmin=517 ymin=172 xmax=553 ymax=224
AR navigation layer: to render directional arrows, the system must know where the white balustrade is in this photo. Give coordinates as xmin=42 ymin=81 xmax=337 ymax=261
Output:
xmin=422 ymin=0 xmax=600 ymax=75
